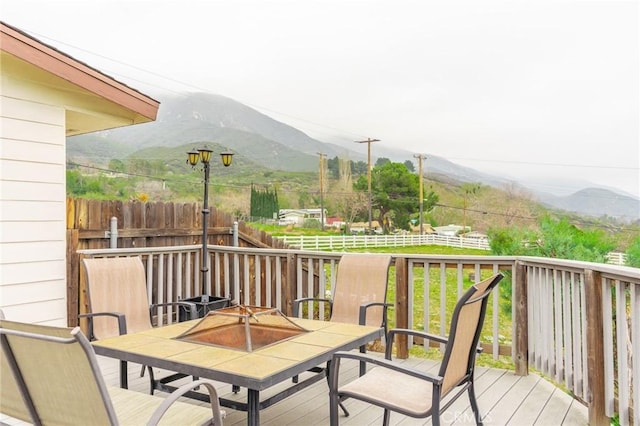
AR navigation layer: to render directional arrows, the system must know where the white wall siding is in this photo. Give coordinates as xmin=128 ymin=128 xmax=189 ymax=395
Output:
xmin=0 ymin=93 xmax=67 ymax=326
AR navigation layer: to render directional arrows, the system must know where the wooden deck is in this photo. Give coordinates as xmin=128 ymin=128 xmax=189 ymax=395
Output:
xmin=0 ymin=350 xmax=589 ymax=425
xmin=92 ymin=352 xmax=588 ymax=426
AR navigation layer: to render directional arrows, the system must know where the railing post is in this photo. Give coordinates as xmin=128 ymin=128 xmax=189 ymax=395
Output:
xmin=514 ymin=260 xmax=529 ymax=375
xmin=283 ymin=252 xmax=297 ymax=316
xmin=394 ymin=256 xmax=409 ymax=359
xmin=585 ymin=269 xmax=608 ymax=425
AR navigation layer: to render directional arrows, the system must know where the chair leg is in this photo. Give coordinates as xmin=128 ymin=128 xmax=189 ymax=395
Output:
xmin=468 ymin=382 xmax=483 ymax=425
xmin=147 ymin=366 xmax=156 ymax=395
xmin=338 ymin=399 xmax=349 ymax=417
xmin=329 ymin=391 xmax=340 ymax=425
xmin=324 ymin=361 xmax=349 ymax=416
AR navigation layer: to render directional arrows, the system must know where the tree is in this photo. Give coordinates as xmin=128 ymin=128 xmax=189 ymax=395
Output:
xmin=488 ymin=215 xmax=616 ymax=315
xmin=250 ymin=184 xmax=279 ymax=220
xmin=489 ymin=215 xmax=616 ymax=262
xmin=354 ymin=161 xmax=421 ymax=232
xmin=326 ymin=156 xmax=368 ymax=228
xmin=109 ymin=159 xmax=126 ymax=173
xmin=351 ymin=160 xmax=368 ymax=177
xmin=327 ymin=156 xmax=340 ymax=179
xmin=374 ymin=157 xmax=391 ymax=167
xmin=404 ymin=160 xmax=415 ymax=172
xmin=414 ymin=186 xmax=439 ymax=227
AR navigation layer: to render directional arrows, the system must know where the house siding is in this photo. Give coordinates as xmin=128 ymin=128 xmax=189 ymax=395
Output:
xmin=1 ymin=22 xmax=159 ymax=325
xmin=1 ymin=92 xmax=67 ymax=325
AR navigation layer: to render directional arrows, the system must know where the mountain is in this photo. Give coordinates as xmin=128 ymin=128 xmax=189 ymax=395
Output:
xmin=67 ymin=92 xmax=639 ymax=221
xmin=68 ymin=92 xmax=516 ymax=182
xmin=537 ymin=188 xmax=640 ymax=222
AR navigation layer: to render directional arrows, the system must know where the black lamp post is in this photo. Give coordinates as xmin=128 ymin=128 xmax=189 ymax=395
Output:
xmin=187 ymin=147 xmax=233 ymax=295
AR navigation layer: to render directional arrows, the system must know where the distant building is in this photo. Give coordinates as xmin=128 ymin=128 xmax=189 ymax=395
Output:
xmin=433 ymin=224 xmax=470 ymax=236
xmin=409 ymin=223 xmax=437 ymax=234
xmin=278 ymin=208 xmax=327 ymax=225
xmin=325 ymin=216 xmax=345 ymax=228
xmin=461 ymin=231 xmax=488 ymax=240
xmin=349 ymin=221 xmax=382 ymax=234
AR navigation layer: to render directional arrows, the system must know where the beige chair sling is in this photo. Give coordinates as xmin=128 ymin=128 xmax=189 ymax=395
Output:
xmin=80 ymin=256 xmax=197 ymax=390
xmin=0 ymin=318 xmax=224 ymax=425
xmin=329 ymin=273 xmax=503 ymax=426
xmin=294 ymin=253 xmax=392 ymax=327
xmin=294 ymin=253 xmax=392 ymax=361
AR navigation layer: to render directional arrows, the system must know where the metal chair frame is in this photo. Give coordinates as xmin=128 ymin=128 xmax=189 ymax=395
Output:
xmin=329 ymin=273 xmax=504 ymax=426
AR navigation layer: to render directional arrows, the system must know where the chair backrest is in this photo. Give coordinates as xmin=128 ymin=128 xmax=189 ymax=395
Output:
xmin=438 ymin=273 xmax=503 ymax=395
xmin=329 ymin=254 xmax=392 ymax=327
xmin=82 ymin=256 xmax=153 ymax=339
xmin=0 ymin=319 xmax=118 ymax=425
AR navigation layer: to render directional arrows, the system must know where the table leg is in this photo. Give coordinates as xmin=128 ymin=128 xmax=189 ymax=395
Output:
xmin=120 ymin=360 xmax=128 ymax=388
xmin=247 ymin=389 xmax=260 ymax=426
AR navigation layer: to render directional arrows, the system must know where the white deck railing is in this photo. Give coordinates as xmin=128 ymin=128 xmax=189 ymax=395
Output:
xmin=76 ymin=245 xmax=640 ymax=425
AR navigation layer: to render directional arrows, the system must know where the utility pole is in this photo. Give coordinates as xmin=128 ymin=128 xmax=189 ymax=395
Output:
xmin=413 ymin=154 xmax=427 ymax=236
xmin=317 ymin=152 xmax=326 ymax=231
xmin=354 ymin=138 xmax=380 ymax=233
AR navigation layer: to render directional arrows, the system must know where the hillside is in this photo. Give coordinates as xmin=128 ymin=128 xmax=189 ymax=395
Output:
xmin=67 ymin=91 xmax=639 ymax=222
xmin=538 ymin=188 xmax=640 ymax=222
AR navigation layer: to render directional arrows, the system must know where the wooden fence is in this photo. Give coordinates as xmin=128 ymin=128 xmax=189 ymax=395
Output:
xmin=65 ymin=198 xmax=287 ymax=323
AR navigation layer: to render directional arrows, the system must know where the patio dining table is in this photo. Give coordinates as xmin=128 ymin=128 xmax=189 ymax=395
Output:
xmin=91 ymin=316 xmax=383 ymax=426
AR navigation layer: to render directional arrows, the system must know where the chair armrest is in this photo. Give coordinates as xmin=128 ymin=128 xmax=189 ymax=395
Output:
xmin=386 ymin=328 xmax=482 ymax=358
xmin=358 ymin=302 xmax=390 ymax=326
xmin=293 ymin=297 xmax=332 ymax=317
xmin=147 ymin=379 xmax=225 ymax=426
xmin=78 ymin=312 xmax=127 ymax=339
xmin=330 ymin=351 xmax=444 ymax=386
xmin=385 ymin=328 xmax=450 ymax=359
xmin=150 ymin=301 xmax=198 ymax=321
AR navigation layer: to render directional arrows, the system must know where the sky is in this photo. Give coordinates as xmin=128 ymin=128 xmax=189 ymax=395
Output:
xmin=2 ymin=0 xmax=639 ymax=199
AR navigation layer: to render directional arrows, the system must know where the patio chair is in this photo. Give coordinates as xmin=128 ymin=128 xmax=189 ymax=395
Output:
xmin=293 ymin=253 xmax=392 ymax=415
xmin=293 ymin=253 xmax=393 ymax=372
xmin=0 ymin=318 xmax=224 ymax=425
xmin=328 ymin=273 xmax=504 ymax=426
xmin=80 ymin=256 xmax=198 ymax=391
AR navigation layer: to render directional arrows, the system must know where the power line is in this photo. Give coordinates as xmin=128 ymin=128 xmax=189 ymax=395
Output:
xmin=36 ymin=26 xmax=638 ymax=188
xmin=442 ymin=156 xmax=638 ymax=171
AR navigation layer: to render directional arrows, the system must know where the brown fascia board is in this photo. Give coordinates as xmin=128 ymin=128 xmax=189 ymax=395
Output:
xmin=0 ymin=21 xmax=159 ymax=121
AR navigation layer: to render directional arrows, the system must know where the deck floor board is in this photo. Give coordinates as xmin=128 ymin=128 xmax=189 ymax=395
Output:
xmin=0 ymin=353 xmax=588 ymax=425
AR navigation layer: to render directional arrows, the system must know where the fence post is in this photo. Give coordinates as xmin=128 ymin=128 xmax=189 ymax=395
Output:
xmin=66 ymin=229 xmax=80 ymax=327
xmin=514 ymin=260 xmax=529 ymax=375
xmin=584 ymin=269 xmax=608 ymax=425
xmin=394 ymin=256 xmax=409 ymax=359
